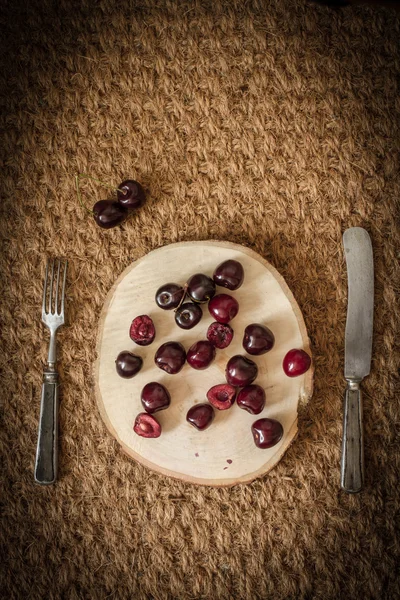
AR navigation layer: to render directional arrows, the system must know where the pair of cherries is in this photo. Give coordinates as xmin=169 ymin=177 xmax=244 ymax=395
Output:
xmin=93 ymin=179 xmax=145 ymax=229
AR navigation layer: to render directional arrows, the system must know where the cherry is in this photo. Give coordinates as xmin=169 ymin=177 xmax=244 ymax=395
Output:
xmin=186 ymin=273 xmax=216 ymax=303
xmin=186 ymin=403 xmax=215 ymax=430
xmin=251 ymin=418 xmax=283 ymax=449
xmin=155 ymin=341 xmax=186 ymax=374
xmin=243 ymin=323 xmax=275 ymax=355
xmin=208 ymin=293 xmax=239 ymax=324
xmin=93 ymin=200 xmax=127 ymax=229
xmin=283 ymin=349 xmax=311 ymax=377
xmin=237 ymin=385 xmax=266 ymax=414
xmin=133 ymin=413 xmax=161 ymax=438
xmin=117 ymin=179 xmax=146 ymax=211
xmin=129 ymin=315 xmax=155 ymax=346
xmin=115 ymin=351 xmax=143 ymax=378
xmin=225 ymin=355 xmax=258 ymax=387
xmin=155 ymin=283 xmax=185 ymax=310
xmin=207 ymin=322 xmax=234 ymax=349
xmin=187 ymin=340 xmax=216 ymax=370
xmin=141 ymin=382 xmax=171 ymax=413
xmin=175 ymin=302 xmax=202 ymax=329
xmin=206 ymin=384 xmax=236 ymax=410
xmin=213 ymin=259 xmax=244 ymax=290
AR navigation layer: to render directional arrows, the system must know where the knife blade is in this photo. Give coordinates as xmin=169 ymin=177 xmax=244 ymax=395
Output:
xmin=341 ymin=227 xmax=374 ymax=493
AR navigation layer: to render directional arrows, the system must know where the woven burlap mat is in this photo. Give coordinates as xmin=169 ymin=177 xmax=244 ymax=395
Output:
xmin=1 ymin=1 xmax=399 ymax=598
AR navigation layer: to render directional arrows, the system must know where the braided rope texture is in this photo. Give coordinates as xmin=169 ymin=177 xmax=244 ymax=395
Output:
xmin=1 ymin=0 xmax=399 ymax=598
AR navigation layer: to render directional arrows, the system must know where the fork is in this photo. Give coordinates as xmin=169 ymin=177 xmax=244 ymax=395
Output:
xmin=34 ymin=258 xmax=68 ymax=485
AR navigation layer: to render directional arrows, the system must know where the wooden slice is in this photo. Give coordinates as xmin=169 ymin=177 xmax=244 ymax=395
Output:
xmin=94 ymin=241 xmax=313 ymax=486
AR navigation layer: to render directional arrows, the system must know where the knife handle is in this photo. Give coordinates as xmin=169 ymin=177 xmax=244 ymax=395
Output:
xmin=34 ymin=368 xmax=59 ymax=485
xmin=341 ymin=380 xmax=364 ymax=493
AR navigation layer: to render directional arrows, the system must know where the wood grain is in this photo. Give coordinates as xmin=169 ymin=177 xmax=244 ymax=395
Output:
xmin=94 ymin=241 xmax=313 ymax=486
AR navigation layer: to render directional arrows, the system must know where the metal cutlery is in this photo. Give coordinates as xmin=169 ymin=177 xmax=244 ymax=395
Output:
xmin=341 ymin=228 xmax=374 ymax=493
xmin=34 ymin=258 xmax=68 ymax=485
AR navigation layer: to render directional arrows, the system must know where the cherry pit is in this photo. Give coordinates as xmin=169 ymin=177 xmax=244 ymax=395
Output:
xmin=115 ymin=258 xmax=312 ymax=450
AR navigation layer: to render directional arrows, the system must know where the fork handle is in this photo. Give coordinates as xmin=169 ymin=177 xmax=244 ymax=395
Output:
xmin=34 ymin=368 xmax=59 ymax=485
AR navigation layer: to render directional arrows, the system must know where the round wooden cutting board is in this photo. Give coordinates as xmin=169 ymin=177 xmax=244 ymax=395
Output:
xmin=94 ymin=241 xmax=313 ymax=486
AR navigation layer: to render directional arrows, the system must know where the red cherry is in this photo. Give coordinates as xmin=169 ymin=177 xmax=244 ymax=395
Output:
xmin=206 ymin=384 xmax=236 ymax=410
xmin=283 ymin=349 xmax=311 ymax=377
xmin=186 ymin=403 xmax=215 ymax=430
xmin=213 ymin=260 xmax=244 ymax=290
xmin=251 ymin=418 xmax=283 ymax=449
xmin=133 ymin=413 xmax=161 ymax=438
xmin=225 ymin=355 xmax=258 ymax=387
xmin=117 ymin=179 xmax=145 ymax=211
xmin=208 ymin=294 xmax=239 ymax=324
xmin=207 ymin=322 xmax=234 ymax=349
xmin=141 ymin=382 xmax=171 ymax=413
xmin=237 ymin=385 xmax=266 ymax=414
xmin=187 ymin=340 xmax=216 ymax=370
xmin=129 ymin=315 xmax=155 ymax=346
xmin=93 ymin=200 xmax=127 ymax=229
xmin=115 ymin=351 xmax=143 ymax=378
xmin=242 ymin=323 xmax=274 ymax=355
xmin=154 ymin=341 xmax=186 ymax=374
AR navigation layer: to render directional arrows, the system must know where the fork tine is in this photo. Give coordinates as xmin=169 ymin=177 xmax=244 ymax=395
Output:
xmin=42 ymin=260 xmax=49 ymax=316
xmin=49 ymin=259 xmax=55 ymax=314
xmin=55 ymin=259 xmax=61 ymax=315
xmin=60 ymin=260 xmax=67 ymax=315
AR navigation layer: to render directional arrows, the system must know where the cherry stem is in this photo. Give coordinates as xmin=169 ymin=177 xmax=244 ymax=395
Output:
xmin=75 ymin=174 xmax=94 ymax=215
xmin=77 ymin=173 xmax=124 ymax=194
xmin=75 ymin=173 xmax=126 ymax=215
xmin=174 ymin=283 xmax=188 ymax=312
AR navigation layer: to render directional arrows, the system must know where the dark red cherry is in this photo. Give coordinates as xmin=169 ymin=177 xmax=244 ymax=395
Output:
xmin=225 ymin=355 xmax=258 ymax=387
xmin=115 ymin=351 xmax=143 ymax=378
xmin=186 ymin=403 xmax=215 ymax=430
xmin=251 ymin=418 xmax=283 ymax=449
xmin=243 ymin=323 xmax=275 ymax=355
xmin=117 ymin=179 xmax=145 ymax=211
xmin=154 ymin=341 xmax=186 ymax=374
xmin=141 ymin=382 xmax=171 ymax=413
xmin=213 ymin=259 xmax=244 ymax=290
xmin=207 ymin=322 xmax=234 ymax=349
xmin=206 ymin=384 xmax=236 ymax=410
xmin=187 ymin=340 xmax=216 ymax=370
xmin=133 ymin=413 xmax=161 ymax=438
xmin=129 ymin=315 xmax=155 ymax=346
xmin=186 ymin=273 xmax=216 ymax=303
xmin=237 ymin=385 xmax=266 ymax=414
xmin=283 ymin=349 xmax=311 ymax=377
xmin=175 ymin=302 xmax=202 ymax=329
xmin=93 ymin=200 xmax=128 ymax=229
xmin=155 ymin=283 xmax=185 ymax=310
xmin=208 ymin=293 xmax=239 ymax=324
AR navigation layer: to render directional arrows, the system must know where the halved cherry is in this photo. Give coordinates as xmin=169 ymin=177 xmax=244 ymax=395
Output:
xmin=206 ymin=384 xmax=236 ymax=410
xmin=133 ymin=413 xmax=161 ymax=438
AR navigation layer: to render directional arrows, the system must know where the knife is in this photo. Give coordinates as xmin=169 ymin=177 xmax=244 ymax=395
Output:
xmin=341 ymin=227 xmax=374 ymax=493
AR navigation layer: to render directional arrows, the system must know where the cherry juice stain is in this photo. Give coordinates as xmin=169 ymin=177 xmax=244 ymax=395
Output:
xmin=195 ymin=453 xmax=199 ymax=457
